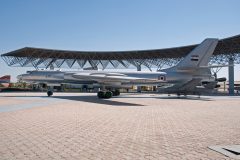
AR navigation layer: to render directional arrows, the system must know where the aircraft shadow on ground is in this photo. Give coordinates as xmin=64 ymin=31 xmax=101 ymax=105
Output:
xmin=117 ymin=95 xmax=213 ymax=101
xmin=2 ymin=94 xmax=212 ymax=105
xmin=51 ymin=96 xmax=144 ymax=106
xmin=155 ymin=96 xmax=213 ymax=101
xmin=2 ymin=96 xmax=46 ymax=98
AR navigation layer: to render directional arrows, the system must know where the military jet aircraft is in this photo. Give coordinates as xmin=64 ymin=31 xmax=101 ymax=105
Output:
xmin=17 ymin=38 xmax=221 ymax=98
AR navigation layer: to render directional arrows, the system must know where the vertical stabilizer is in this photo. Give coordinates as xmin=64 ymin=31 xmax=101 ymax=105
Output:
xmin=176 ymin=39 xmax=218 ymax=69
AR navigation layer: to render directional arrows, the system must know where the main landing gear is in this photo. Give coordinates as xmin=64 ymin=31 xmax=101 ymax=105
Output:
xmin=176 ymin=93 xmax=201 ymax=98
xmin=97 ymin=90 xmax=120 ymax=99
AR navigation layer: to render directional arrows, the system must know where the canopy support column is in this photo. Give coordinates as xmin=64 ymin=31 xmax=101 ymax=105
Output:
xmin=228 ymin=56 xmax=234 ymax=96
xmin=137 ymin=65 xmax=141 ymax=93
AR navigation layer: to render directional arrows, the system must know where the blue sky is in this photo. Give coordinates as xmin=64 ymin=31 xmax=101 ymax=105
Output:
xmin=0 ymin=0 xmax=240 ymax=81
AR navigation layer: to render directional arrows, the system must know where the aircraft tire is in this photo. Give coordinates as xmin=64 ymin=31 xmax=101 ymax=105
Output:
xmin=97 ymin=91 xmax=105 ymax=99
xmin=105 ymin=91 xmax=113 ymax=99
xmin=47 ymin=91 xmax=53 ymax=97
xmin=177 ymin=93 xmax=180 ymax=98
xmin=112 ymin=90 xmax=120 ymax=96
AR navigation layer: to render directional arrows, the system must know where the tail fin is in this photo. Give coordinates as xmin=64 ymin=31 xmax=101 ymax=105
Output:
xmin=0 ymin=75 xmax=10 ymax=83
xmin=176 ymin=38 xmax=218 ymax=70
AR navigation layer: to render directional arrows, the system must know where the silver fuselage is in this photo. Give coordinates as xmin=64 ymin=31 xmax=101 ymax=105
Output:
xmin=17 ymin=69 xmax=214 ymax=89
xmin=18 ymin=70 xmax=167 ymax=86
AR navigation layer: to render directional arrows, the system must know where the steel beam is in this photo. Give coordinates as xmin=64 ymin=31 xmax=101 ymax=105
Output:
xmin=137 ymin=65 xmax=141 ymax=93
xmin=228 ymin=56 xmax=235 ymax=95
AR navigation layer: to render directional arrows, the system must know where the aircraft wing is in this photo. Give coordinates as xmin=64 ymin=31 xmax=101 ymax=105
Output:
xmin=72 ymin=72 xmax=164 ymax=83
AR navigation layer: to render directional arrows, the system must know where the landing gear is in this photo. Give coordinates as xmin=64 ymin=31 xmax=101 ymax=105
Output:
xmin=97 ymin=91 xmax=105 ymax=98
xmin=177 ymin=93 xmax=188 ymax=98
xmin=47 ymin=86 xmax=54 ymax=97
xmin=112 ymin=89 xmax=120 ymax=96
xmin=105 ymin=91 xmax=113 ymax=99
xmin=47 ymin=90 xmax=53 ymax=97
xmin=97 ymin=89 xmax=120 ymax=99
xmin=177 ymin=93 xmax=181 ymax=98
xmin=97 ymin=91 xmax=113 ymax=99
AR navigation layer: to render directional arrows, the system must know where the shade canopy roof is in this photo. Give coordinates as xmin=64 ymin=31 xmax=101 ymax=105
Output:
xmin=1 ymin=34 xmax=240 ymax=69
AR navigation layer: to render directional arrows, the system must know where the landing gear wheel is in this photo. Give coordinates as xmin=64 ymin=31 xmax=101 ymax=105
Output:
xmin=97 ymin=91 xmax=113 ymax=99
xmin=105 ymin=91 xmax=113 ymax=99
xmin=112 ymin=90 xmax=120 ymax=96
xmin=47 ymin=91 xmax=53 ymax=97
xmin=97 ymin=91 xmax=105 ymax=99
xmin=177 ymin=93 xmax=180 ymax=98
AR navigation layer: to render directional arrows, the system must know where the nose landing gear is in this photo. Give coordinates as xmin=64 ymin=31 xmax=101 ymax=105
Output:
xmin=47 ymin=91 xmax=53 ymax=97
xmin=47 ymin=90 xmax=53 ymax=97
xmin=47 ymin=86 xmax=54 ymax=97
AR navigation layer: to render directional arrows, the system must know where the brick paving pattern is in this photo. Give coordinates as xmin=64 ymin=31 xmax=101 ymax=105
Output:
xmin=0 ymin=92 xmax=240 ymax=160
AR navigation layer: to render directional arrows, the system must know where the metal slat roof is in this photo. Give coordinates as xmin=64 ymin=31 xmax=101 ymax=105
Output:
xmin=1 ymin=34 xmax=240 ymax=69
xmin=2 ymin=35 xmax=240 ymax=59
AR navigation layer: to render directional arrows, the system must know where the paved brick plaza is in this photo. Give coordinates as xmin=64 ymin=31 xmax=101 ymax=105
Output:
xmin=0 ymin=92 xmax=240 ymax=160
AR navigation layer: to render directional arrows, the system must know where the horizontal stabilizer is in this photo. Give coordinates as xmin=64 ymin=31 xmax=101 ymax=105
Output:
xmin=199 ymin=64 xmax=233 ymax=68
xmin=176 ymin=64 xmax=232 ymax=72
xmin=216 ymin=77 xmax=226 ymax=82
